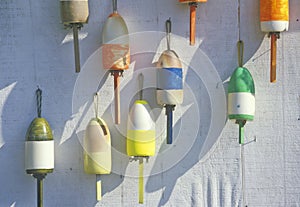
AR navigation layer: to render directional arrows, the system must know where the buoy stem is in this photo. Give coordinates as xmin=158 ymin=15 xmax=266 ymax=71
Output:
xmin=138 ymin=157 xmax=144 ymax=204
xmin=166 ymin=18 xmax=171 ymax=51
xmin=36 ymin=88 xmax=42 ymax=118
xmin=166 ymin=105 xmax=175 ymax=144
xmin=113 ymin=71 xmax=121 ymax=124
xmin=237 ymin=120 xmax=246 ymax=144
xmin=112 ymin=0 xmax=117 ymax=13
xmin=138 ymin=73 xmax=144 ymax=100
xmin=96 ymin=175 xmax=102 ymax=201
xmin=33 ymin=174 xmax=46 ymax=207
xmin=237 ymin=40 xmax=244 ymax=67
xmin=270 ymin=32 xmax=279 ymax=83
xmin=189 ymin=3 xmax=197 ymax=46
xmin=94 ymin=93 xmax=99 ymax=119
xmin=72 ymin=24 xmax=81 ymax=73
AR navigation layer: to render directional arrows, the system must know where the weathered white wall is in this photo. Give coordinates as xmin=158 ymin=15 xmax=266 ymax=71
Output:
xmin=0 ymin=0 xmax=300 ymax=206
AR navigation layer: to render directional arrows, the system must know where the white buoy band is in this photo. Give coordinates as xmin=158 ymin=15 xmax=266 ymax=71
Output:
xmin=261 ymin=21 xmax=289 ymax=32
xmin=25 ymin=140 xmax=54 ymax=170
xmin=228 ymin=92 xmax=255 ymax=116
xmin=157 ymin=89 xmax=183 ymax=105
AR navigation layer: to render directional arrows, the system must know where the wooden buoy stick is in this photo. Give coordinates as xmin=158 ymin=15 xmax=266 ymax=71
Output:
xmin=114 ymin=71 xmax=121 ymax=124
xmin=72 ymin=24 xmax=81 ymax=73
xmin=138 ymin=157 xmax=144 ymax=204
xmin=189 ymin=3 xmax=197 ymax=46
xmin=270 ymin=33 xmax=278 ymax=83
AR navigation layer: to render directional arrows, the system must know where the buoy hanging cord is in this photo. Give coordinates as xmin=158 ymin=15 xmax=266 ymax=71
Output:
xmin=189 ymin=2 xmax=197 ymax=46
xmin=270 ymin=32 xmax=279 ymax=83
xmin=36 ymin=88 xmax=42 ymax=118
xmin=166 ymin=18 xmax=171 ymax=51
xmin=72 ymin=23 xmax=81 ymax=73
xmin=94 ymin=92 xmax=99 ymax=119
xmin=237 ymin=40 xmax=244 ymax=67
xmin=138 ymin=157 xmax=144 ymax=204
xmin=138 ymin=73 xmax=144 ymax=100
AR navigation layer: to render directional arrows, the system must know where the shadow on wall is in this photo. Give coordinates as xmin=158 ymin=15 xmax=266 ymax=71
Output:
xmin=146 ymin=45 xmax=227 ymax=206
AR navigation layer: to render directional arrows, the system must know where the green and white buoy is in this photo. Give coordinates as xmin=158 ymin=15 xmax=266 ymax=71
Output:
xmin=228 ymin=41 xmax=255 ymax=144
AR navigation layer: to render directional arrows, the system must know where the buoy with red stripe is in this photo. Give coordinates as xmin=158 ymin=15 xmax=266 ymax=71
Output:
xmin=102 ymin=0 xmax=130 ymax=124
xmin=25 ymin=88 xmax=54 ymax=207
xmin=179 ymin=0 xmax=207 ymax=45
xmin=60 ymin=0 xmax=89 ymax=72
xmin=260 ymin=0 xmax=289 ymax=82
xmin=127 ymin=73 xmax=155 ymax=204
xmin=228 ymin=41 xmax=255 ymax=144
xmin=84 ymin=93 xmax=111 ymax=201
xmin=156 ymin=19 xmax=183 ymax=144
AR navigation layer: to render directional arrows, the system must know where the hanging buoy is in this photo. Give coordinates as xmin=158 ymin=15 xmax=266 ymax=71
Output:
xmin=102 ymin=0 xmax=130 ymax=124
xmin=179 ymin=0 xmax=207 ymax=45
xmin=84 ymin=93 xmax=111 ymax=201
xmin=228 ymin=41 xmax=255 ymax=144
xmin=127 ymin=73 xmax=155 ymax=204
xmin=25 ymin=88 xmax=54 ymax=207
xmin=260 ymin=0 xmax=289 ymax=83
xmin=156 ymin=19 xmax=183 ymax=144
xmin=60 ymin=0 xmax=89 ymax=73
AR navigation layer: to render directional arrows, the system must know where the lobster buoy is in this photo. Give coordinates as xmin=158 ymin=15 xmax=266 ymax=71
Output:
xmin=179 ymin=0 xmax=207 ymax=45
xmin=127 ymin=74 xmax=155 ymax=204
xmin=156 ymin=19 xmax=183 ymax=145
xmin=84 ymin=93 xmax=111 ymax=201
xmin=260 ymin=0 xmax=289 ymax=82
xmin=25 ymin=88 xmax=54 ymax=207
xmin=228 ymin=67 xmax=255 ymax=144
xmin=102 ymin=0 xmax=130 ymax=124
xmin=60 ymin=0 xmax=89 ymax=72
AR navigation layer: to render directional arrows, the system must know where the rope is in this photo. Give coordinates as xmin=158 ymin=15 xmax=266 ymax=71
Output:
xmin=36 ymin=88 xmax=42 ymax=118
xmin=94 ymin=92 xmax=99 ymax=119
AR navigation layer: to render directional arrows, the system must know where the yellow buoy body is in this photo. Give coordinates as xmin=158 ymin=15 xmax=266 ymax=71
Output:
xmin=260 ymin=0 xmax=289 ymax=32
xmin=60 ymin=0 xmax=89 ymax=24
xmin=84 ymin=118 xmax=111 ymax=174
xmin=127 ymin=100 xmax=155 ymax=157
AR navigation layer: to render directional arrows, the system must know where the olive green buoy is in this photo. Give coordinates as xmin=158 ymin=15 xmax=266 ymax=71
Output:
xmin=25 ymin=88 xmax=54 ymax=207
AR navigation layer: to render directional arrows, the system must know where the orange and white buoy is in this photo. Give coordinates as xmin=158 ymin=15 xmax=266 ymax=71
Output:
xmin=260 ymin=0 xmax=289 ymax=83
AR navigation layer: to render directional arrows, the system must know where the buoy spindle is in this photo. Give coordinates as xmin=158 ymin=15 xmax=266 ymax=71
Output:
xmin=72 ymin=24 xmax=81 ymax=73
xmin=270 ymin=33 xmax=279 ymax=83
xmin=189 ymin=3 xmax=197 ymax=46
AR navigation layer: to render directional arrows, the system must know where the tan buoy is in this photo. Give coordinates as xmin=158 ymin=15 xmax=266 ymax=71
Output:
xmin=60 ymin=0 xmax=89 ymax=72
xmin=84 ymin=93 xmax=111 ymax=201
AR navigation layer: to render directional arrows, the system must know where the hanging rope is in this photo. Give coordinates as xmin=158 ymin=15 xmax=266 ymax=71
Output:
xmin=36 ymin=88 xmax=42 ymax=118
xmin=94 ymin=92 xmax=99 ymax=119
